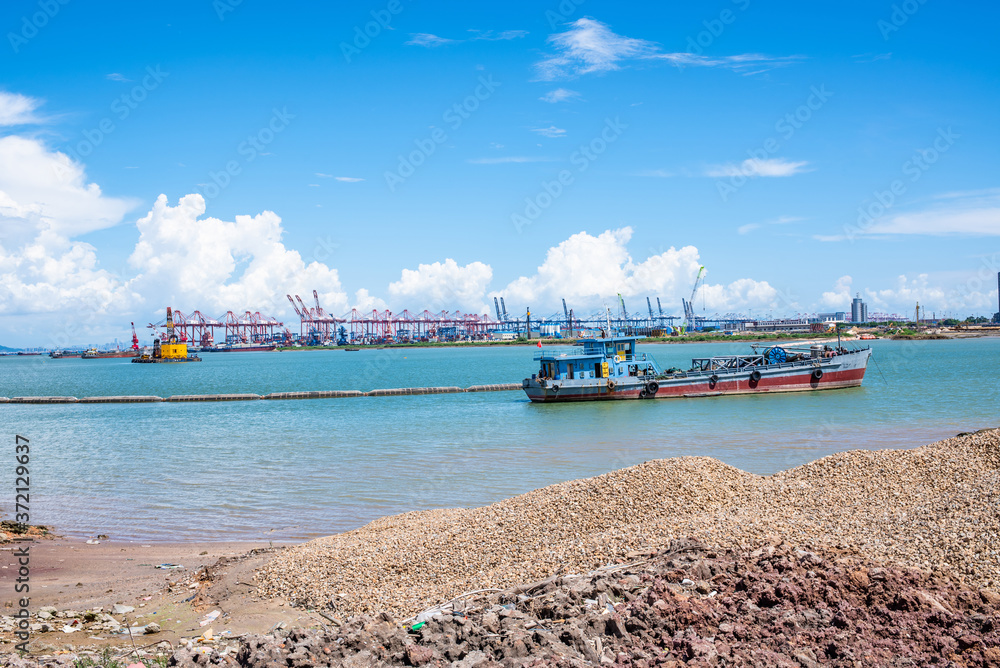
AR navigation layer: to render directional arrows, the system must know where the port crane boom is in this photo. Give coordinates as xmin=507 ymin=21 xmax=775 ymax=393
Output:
xmin=683 ymin=266 xmax=705 ymax=330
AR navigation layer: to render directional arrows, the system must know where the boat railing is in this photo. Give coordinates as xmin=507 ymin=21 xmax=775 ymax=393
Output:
xmin=677 ymin=353 xmax=852 ymax=378
xmin=533 ymin=347 xmax=586 ymax=360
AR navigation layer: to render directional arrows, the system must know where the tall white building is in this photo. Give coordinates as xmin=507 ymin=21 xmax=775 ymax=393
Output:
xmin=851 ymin=294 xmax=868 ymax=323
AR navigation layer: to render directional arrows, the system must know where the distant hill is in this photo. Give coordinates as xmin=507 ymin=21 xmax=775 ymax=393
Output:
xmin=0 ymin=345 xmax=20 ymax=352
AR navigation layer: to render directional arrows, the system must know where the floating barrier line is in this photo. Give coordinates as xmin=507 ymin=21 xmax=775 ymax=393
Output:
xmin=0 ymin=383 xmax=524 ymax=405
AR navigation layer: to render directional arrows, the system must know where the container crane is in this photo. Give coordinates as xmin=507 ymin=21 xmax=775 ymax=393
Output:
xmin=647 ymin=297 xmax=655 ymax=324
xmin=130 ymin=322 xmax=140 ymax=350
xmin=287 ymin=294 xmax=304 ymax=319
xmin=500 ymin=297 xmax=509 ymax=321
xmin=683 ymin=266 xmax=705 ymax=330
xmin=313 ymin=290 xmax=326 ymax=317
xmin=494 ymin=297 xmax=503 ymax=321
xmin=562 ymin=298 xmax=570 ymax=322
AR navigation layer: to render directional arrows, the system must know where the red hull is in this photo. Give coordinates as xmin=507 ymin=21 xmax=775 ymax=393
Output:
xmin=524 ymin=348 xmax=871 ymax=403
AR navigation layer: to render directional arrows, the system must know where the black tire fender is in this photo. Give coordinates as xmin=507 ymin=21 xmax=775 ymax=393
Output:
xmin=812 ymin=368 xmax=823 ymax=380
xmin=709 ymin=374 xmax=719 ymax=385
xmin=646 ymin=381 xmax=659 ymax=394
xmin=607 ymin=380 xmax=616 ymax=391
xmin=749 ymin=370 xmax=762 ymax=383
xmin=551 ymin=384 xmax=560 ymax=392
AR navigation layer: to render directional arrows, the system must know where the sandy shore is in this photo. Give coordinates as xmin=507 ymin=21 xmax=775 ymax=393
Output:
xmin=0 ymin=540 xmax=318 ymax=654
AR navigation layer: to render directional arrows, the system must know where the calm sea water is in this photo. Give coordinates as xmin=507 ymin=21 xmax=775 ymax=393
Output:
xmin=1 ymin=338 xmax=997 ymax=541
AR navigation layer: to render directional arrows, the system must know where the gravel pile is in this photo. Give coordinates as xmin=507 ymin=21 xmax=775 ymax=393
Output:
xmin=257 ymin=429 xmax=1000 ymax=620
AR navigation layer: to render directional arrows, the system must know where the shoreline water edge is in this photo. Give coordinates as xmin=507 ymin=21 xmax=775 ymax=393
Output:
xmin=0 ymin=428 xmax=997 ymax=665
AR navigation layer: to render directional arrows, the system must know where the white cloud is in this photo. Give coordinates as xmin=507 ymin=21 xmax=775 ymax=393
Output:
xmin=540 ymin=88 xmax=581 ymax=103
xmin=334 ymin=176 xmax=364 ymax=182
xmin=536 ymin=18 xmax=656 ymax=80
xmin=705 ymin=158 xmax=810 ymax=178
xmin=864 ymin=194 xmax=1000 ymax=236
xmin=536 ymin=18 xmax=799 ymax=80
xmin=650 ymin=52 xmax=802 ymax=74
xmin=0 ymin=136 xmax=137 ymax=241
xmin=817 ymin=273 xmax=997 ymax=316
xmin=406 ymin=29 xmax=527 ymax=48
xmin=866 ymin=274 xmax=951 ymax=313
xmin=493 ymin=228 xmax=778 ymax=314
xmin=0 ymin=91 xmax=44 ymax=126
xmin=737 ymin=223 xmax=760 ymax=235
xmin=353 ymin=288 xmax=387 ymax=312
xmin=127 ymin=194 xmax=348 ymax=319
xmin=820 ymin=275 xmax=853 ymax=309
xmin=406 ymin=33 xmax=457 ymax=47
xmin=532 ymin=125 xmax=567 ymax=138
xmin=468 ymin=29 xmax=528 ymax=41
xmin=0 ymin=135 xmax=139 ymax=345
xmin=315 ymin=172 xmax=334 ymax=178
xmin=106 ymin=73 xmax=131 ymax=82
xmin=637 ymin=169 xmax=673 ymax=178
xmin=467 ymin=156 xmax=556 ymax=164
xmin=387 ymin=258 xmax=493 ymax=313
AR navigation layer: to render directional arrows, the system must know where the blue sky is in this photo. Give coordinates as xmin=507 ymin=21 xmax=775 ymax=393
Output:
xmin=1 ymin=0 xmax=998 ymax=345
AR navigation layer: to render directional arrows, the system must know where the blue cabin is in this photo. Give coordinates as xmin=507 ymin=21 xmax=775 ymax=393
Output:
xmin=533 ymin=336 xmax=660 ymax=382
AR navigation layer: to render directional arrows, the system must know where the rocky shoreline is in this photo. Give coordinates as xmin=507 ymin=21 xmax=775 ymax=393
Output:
xmin=6 ymin=538 xmax=999 ymax=666
xmin=2 ymin=429 xmax=998 ymax=666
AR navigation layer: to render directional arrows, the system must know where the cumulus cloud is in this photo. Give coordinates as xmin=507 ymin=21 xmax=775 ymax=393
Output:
xmin=387 ymin=258 xmax=493 ymax=313
xmin=820 ymin=275 xmax=853 ymax=309
xmin=352 ymin=288 xmax=388 ymax=312
xmin=0 ymin=136 xmax=137 ymax=240
xmin=127 ymin=194 xmax=348 ymax=318
xmin=866 ymin=273 xmax=996 ymax=314
xmin=0 ymin=135 xmax=140 ymax=344
xmin=493 ymin=228 xmax=778 ymax=315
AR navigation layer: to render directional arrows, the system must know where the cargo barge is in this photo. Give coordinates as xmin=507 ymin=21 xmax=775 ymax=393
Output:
xmin=522 ymin=336 xmax=871 ymax=402
xmin=82 ymin=348 xmax=139 ymax=359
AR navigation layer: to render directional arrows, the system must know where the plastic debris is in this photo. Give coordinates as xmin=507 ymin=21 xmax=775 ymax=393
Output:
xmin=199 ymin=610 xmax=221 ymax=626
xmin=155 ymin=563 xmax=183 ymax=569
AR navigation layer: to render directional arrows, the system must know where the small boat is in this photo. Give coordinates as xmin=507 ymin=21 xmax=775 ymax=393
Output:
xmin=344 ymin=347 xmax=361 ymax=352
xmin=522 ymin=335 xmax=871 ymax=403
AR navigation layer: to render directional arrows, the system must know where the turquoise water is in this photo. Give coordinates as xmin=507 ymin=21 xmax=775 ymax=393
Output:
xmin=1 ymin=338 xmax=997 ymax=541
